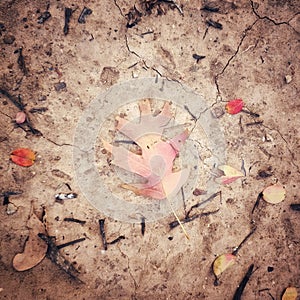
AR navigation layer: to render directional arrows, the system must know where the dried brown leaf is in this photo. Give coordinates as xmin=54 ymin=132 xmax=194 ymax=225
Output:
xmin=13 ymin=210 xmax=47 ymax=271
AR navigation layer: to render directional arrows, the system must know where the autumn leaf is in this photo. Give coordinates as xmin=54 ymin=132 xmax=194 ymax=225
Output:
xmin=11 ymin=148 xmax=35 ymax=167
xmin=263 ymin=183 xmax=286 ymax=204
xmin=218 ymin=165 xmax=244 ymax=184
xmin=103 ymin=99 xmax=189 ymax=199
xmin=13 ymin=208 xmax=47 ymax=271
xmin=213 ymin=253 xmax=236 ymax=277
xmin=225 ymin=99 xmax=244 ymax=114
xmin=282 ymin=287 xmax=298 ymax=300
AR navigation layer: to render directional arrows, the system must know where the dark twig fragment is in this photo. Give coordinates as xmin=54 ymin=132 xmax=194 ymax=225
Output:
xmin=232 ymin=228 xmax=256 ymax=256
xmin=245 ymin=121 xmax=263 ymax=127
xmin=163 ymin=0 xmax=183 ymax=15
xmin=17 ymin=116 xmax=42 ymax=135
xmin=252 ymin=192 xmax=263 ymax=214
xmin=0 ymin=89 xmax=25 ymax=110
xmin=206 ymin=19 xmax=223 ymax=29
xmin=232 ymin=264 xmax=254 ymax=300
xmin=114 ymin=140 xmax=137 ymax=145
xmin=29 ymin=107 xmax=48 ymax=113
xmin=38 ymin=233 xmax=83 ymax=283
xmin=57 ymin=237 xmax=86 ymax=250
xmin=241 ymin=109 xmax=260 ymax=118
xmin=169 ymin=209 xmax=220 ymax=229
xmin=192 ymin=53 xmax=206 ymax=63
xmin=63 ymin=217 xmax=86 ymax=225
xmin=17 ymin=47 xmax=28 ymax=75
xmin=99 ymin=219 xmax=107 ymax=250
xmin=37 ymin=11 xmax=51 ymax=24
xmin=126 ymin=5 xmax=142 ymax=28
xmin=64 ymin=7 xmax=73 ymax=35
xmin=140 ymin=30 xmax=154 ymax=36
xmin=78 ymin=7 xmax=92 ymax=23
xmin=1 ymin=191 xmax=22 ymax=205
xmin=141 ymin=216 xmax=146 ymax=236
xmin=290 ymin=204 xmax=300 ymax=211
xmin=203 ymin=27 xmax=209 ymax=39
xmin=108 ymin=235 xmax=125 ymax=245
xmin=257 ymin=170 xmax=272 ymax=179
xmin=201 ymin=5 xmax=219 ymax=12
xmin=184 ymin=105 xmax=197 ymax=121
xmin=185 ymin=191 xmax=221 ymax=218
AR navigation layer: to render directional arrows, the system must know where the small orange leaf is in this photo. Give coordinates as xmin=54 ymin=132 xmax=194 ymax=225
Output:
xmin=11 ymin=148 xmax=35 ymax=167
xmin=213 ymin=253 xmax=236 ymax=277
xmin=218 ymin=165 xmax=244 ymax=184
xmin=225 ymin=99 xmax=244 ymax=114
xmin=282 ymin=287 xmax=298 ymax=300
xmin=15 ymin=111 xmax=26 ymax=124
xmin=263 ymin=183 xmax=286 ymax=204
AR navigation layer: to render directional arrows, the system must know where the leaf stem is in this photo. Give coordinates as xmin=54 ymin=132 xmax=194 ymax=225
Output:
xmin=167 ymin=197 xmax=190 ymax=239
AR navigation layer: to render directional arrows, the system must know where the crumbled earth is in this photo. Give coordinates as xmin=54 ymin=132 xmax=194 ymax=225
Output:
xmin=0 ymin=0 xmax=299 ymax=299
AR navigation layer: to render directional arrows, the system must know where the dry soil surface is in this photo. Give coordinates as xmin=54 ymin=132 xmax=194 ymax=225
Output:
xmin=0 ymin=0 xmax=299 ymax=299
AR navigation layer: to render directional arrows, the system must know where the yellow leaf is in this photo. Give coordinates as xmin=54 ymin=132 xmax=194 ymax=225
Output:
xmin=282 ymin=287 xmax=298 ymax=300
xmin=213 ymin=253 xmax=236 ymax=277
xmin=263 ymin=183 xmax=286 ymax=204
xmin=218 ymin=165 xmax=244 ymax=184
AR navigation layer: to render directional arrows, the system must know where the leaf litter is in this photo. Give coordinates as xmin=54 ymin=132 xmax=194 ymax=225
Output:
xmin=103 ymin=99 xmax=191 ymax=238
xmin=13 ymin=206 xmax=47 ymax=271
xmin=6 ymin=86 xmax=295 ymax=295
xmin=10 ymin=148 xmax=35 ymax=167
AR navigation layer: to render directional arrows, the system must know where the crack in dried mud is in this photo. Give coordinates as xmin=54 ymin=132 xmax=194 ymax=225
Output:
xmin=250 ymin=0 xmax=300 ymax=33
xmin=214 ymin=18 xmax=259 ymax=100
xmin=261 ymin=124 xmax=300 ymax=172
xmin=215 ymin=1 xmax=299 ymax=100
xmin=117 ymin=244 xmax=138 ymax=299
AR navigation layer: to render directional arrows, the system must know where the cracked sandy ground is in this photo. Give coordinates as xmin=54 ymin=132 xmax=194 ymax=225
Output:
xmin=0 ymin=0 xmax=299 ymax=299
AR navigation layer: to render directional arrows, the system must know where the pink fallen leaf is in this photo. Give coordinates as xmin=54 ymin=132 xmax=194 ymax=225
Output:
xmin=103 ymin=99 xmax=189 ymax=199
xmin=282 ymin=287 xmax=298 ymax=300
xmin=263 ymin=183 xmax=286 ymax=204
xmin=13 ymin=208 xmax=47 ymax=271
xmin=15 ymin=111 xmax=26 ymax=124
xmin=225 ymin=99 xmax=244 ymax=114
xmin=213 ymin=253 xmax=236 ymax=277
xmin=218 ymin=165 xmax=244 ymax=184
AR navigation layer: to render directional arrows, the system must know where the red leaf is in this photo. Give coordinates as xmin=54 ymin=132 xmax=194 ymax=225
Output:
xmin=225 ymin=99 xmax=244 ymax=114
xmin=11 ymin=148 xmax=35 ymax=167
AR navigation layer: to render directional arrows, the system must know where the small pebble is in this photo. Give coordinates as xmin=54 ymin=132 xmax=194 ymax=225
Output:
xmin=132 ymin=71 xmax=139 ymax=78
xmin=211 ymin=106 xmax=224 ymax=119
xmin=6 ymin=203 xmax=18 ymax=215
xmin=38 ymin=95 xmax=47 ymax=101
xmin=3 ymin=34 xmax=15 ymax=44
xmin=193 ymin=188 xmax=206 ymax=196
xmin=15 ymin=111 xmax=26 ymax=124
xmin=54 ymin=82 xmax=66 ymax=92
xmin=267 ymin=266 xmax=274 ymax=272
xmin=285 ymin=75 xmax=292 ymax=84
